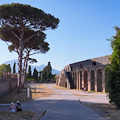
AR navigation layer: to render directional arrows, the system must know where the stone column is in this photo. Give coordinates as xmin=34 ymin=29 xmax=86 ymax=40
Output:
xmin=82 ymin=71 xmax=84 ymax=88
xmin=76 ymin=72 xmax=78 ymax=89
xmin=95 ymin=70 xmax=97 ymax=92
xmin=102 ymin=70 xmax=105 ymax=92
xmin=78 ymin=71 xmax=80 ymax=89
xmin=88 ymin=71 xmax=91 ymax=91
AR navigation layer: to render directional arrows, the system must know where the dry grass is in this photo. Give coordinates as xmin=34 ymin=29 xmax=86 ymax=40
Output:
xmin=81 ymin=102 xmax=120 ymax=120
xmin=30 ymin=84 xmax=55 ymax=99
xmin=0 ymin=111 xmax=35 ymax=120
xmin=93 ymin=103 xmax=120 ymax=120
xmin=2 ymin=84 xmax=120 ymax=120
xmin=0 ymin=83 xmax=54 ymax=103
xmin=55 ymin=85 xmax=120 ymax=120
xmin=0 ymin=83 xmax=55 ymax=120
xmin=0 ymin=84 xmax=32 ymax=103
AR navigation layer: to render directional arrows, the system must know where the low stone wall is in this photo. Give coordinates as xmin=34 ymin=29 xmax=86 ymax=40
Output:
xmin=56 ymin=70 xmax=70 ymax=89
xmin=0 ymin=77 xmax=17 ymax=98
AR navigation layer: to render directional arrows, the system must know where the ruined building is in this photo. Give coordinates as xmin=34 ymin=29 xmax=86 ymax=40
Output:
xmin=56 ymin=55 xmax=110 ymax=92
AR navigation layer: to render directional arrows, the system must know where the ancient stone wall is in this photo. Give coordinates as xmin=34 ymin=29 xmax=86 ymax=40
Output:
xmin=56 ymin=56 xmax=110 ymax=92
xmin=56 ymin=70 xmax=70 ymax=89
xmin=0 ymin=73 xmax=17 ymax=98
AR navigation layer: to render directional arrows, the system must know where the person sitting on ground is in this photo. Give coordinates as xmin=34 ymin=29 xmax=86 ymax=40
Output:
xmin=16 ymin=101 xmax=22 ymax=112
xmin=9 ymin=102 xmax=16 ymax=112
xmin=83 ymin=87 xmax=86 ymax=91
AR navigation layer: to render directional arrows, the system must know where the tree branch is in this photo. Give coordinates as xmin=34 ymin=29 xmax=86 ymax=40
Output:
xmin=11 ymin=30 xmax=20 ymax=40
xmin=24 ymin=31 xmax=40 ymax=43
xmin=29 ymin=51 xmax=44 ymax=56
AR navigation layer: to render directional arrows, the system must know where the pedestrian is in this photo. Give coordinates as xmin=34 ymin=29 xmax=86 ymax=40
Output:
xmin=9 ymin=102 xmax=16 ymax=112
xmin=16 ymin=101 xmax=22 ymax=112
xmin=34 ymin=87 xmax=36 ymax=92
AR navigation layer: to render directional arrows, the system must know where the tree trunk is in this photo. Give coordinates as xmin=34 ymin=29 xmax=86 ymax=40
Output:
xmin=22 ymin=53 xmax=29 ymax=88
xmin=17 ymin=30 xmax=24 ymax=93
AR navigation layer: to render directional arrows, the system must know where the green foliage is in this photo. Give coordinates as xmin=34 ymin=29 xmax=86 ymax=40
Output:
xmin=0 ymin=3 xmax=59 ymax=30
xmin=42 ymin=62 xmax=53 ymax=81
xmin=38 ymin=71 xmax=42 ymax=81
xmin=27 ymin=78 xmax=35 ymax=81
xmin=106 ymin=27 xmax=120 ymax=108
xmin=0 ymin=3 xmax=59 ymax=92
xmin=0 ymin=64 xmax=11 ymax=76
xmin=13 ymin=62 xmax=16 ymax=73
xmin=27 ymin=65 xmax=32 ymax=79
xmin=33 ymin=68 xmax=38 ymax=80
xmin=42 ymin=67 xmax=47 ymax=81
xmin=0 ymin=28 xmax=50 ymax=54
xmin=28 ymin=58 xmax=37 ymax=64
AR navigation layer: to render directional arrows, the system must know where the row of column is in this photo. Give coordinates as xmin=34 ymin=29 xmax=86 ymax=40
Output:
xmin=71 ymin=68 xmax=105 ymax=92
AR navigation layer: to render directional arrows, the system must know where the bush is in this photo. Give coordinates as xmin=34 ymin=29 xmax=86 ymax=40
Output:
xmin=27 ymin=78 xmax=35 ymax=81
xmin=106 ymin=62 xmax=120 ymax=109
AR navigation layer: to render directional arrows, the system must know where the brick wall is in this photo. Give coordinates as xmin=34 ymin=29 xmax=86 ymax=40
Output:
xmin=0 ymin=75 xmax=17 ymax=98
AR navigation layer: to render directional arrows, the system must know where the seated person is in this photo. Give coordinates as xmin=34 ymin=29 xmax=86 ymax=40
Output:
xmin=16 ymin=101 xmax=22 ymax=111
xmin=9 ymin=102 xmax=16 ymax=112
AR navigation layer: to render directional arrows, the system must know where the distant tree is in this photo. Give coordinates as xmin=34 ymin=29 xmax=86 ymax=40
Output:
xmin=13 ymin=62 xmax=16 ymax=73
xmin=7 ymin=64 xmax=11 ymax=73
xmin=106 ymin=26 xmax=120 ymax=109
xmin=0 ymin=3 xmax=59 ymax=92
xmin=42 ymin=67 xmax=47 ymax=81
xmin=47 ymin=62 xmax=52 ymax=81
xmin=33 ymin=68 xmax=38 ymax=81
xmin=0 ymin=64 xmax=11 ymax=77
xmin=42 ymin=62 xmax=53 ymax=82
xmin=27 ymin=65 xmax=32 ymax=79
xmin=38 ymin=71 xmax=42 ymax=81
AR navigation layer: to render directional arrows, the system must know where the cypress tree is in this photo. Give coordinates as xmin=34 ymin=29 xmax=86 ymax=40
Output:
xmin=27 ymin=65 xmax=32 ymax=79
xmin=13 ymin=62 xmax=16 ymax=73
xmin=33 ymin=68 xmax=38 ymax=80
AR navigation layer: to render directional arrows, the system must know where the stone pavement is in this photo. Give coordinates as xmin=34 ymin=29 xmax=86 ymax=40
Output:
xmin=40 ymin=84 xmax=107 ymax=120
xmin=0 ymin=84 xmax=109 ymax=120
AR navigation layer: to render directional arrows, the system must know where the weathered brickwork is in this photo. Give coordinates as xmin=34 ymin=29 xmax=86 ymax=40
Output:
xmin=56 ymin=56 xmax=110 ymax=92
xmin=0 ymin=73 xmax=17 ymax=98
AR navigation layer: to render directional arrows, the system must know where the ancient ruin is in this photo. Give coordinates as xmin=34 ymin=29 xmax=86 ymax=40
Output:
xmin=56 ymin=55 xmax=110 ymax=92
xmin=0 ymin=73 xmax=17 ymax=98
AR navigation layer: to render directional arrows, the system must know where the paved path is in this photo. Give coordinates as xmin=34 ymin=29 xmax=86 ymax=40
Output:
xmin=40 ymin=84 xmax=107 ymax=120
xmin=0 ymin=84 xmax=109 ymax=120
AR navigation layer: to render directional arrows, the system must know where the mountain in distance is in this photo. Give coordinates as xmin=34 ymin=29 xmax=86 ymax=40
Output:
xmin=3 ymin=59 xmax=60 ymax=74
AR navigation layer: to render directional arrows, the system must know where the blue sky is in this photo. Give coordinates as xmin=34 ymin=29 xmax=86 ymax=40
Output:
xmin=0 ymin=0 xmax=119 ymax=70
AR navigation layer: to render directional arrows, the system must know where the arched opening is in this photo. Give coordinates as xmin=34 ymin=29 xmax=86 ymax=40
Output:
xmin=72 ymin=72 xmax=75 ymax=89
xmin=74 ymin=72 xmax=77 ymax=89
xmin=90 ymin=70 xmax=95 ymax=91
xmin=97 ymin=69 xmax=102 ymax=92
xmin=84 ymin=70 xmax=88 ymax=90
xmin=80 ymin=71 xmax=82 ymax=89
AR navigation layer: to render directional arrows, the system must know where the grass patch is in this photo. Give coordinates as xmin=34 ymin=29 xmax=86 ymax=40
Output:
xmin=30 ymin=84 xmax=55 ymax=99
xmin=0 ymin=111 xmax=35 ymax=120
xmin=0 ymin=83 xmax=55 ymax=104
